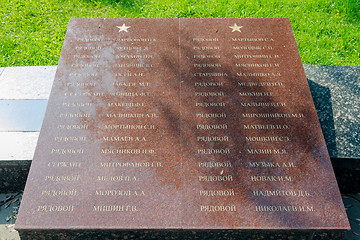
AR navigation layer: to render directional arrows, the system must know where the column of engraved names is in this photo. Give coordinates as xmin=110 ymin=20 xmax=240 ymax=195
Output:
xmin=192 ymin=37 xmax=237 ymax=214
xmin=95 ymin=36 xmax=161 ymax=213
xmin=36 ymin=37 xmax=99 ymax=214
xmin=231 ymin=34 xmax=313 ymax=213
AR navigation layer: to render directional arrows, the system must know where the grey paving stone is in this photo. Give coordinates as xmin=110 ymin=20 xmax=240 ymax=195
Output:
xmin=0 ymin=66 xmax=56 ymax=100
xmin=0 ymin=132 xmax=39 ymax=161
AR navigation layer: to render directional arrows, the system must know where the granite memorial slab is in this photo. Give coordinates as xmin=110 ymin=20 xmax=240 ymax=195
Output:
xmin=16 ymin=18 xmax=350 ymax=239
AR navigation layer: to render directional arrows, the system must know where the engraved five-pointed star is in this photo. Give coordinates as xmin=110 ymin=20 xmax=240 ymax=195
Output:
xmin=117 ymin=23 xmax=131 ymax=32
xmin=229 ymin=23 xmax=243 ymax=32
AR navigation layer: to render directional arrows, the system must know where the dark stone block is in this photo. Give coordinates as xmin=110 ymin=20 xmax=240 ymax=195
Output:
xmin=0 ymin=161 xmax=30 ymax=192
xmin=16 ymin=18 xmax=349 ymax=238
xmin=305 ymin=65 xmax=360 ymax=193
xmin=304 ymin=64 xmax=360 ymax=159
xmin=18 ymin=229 xmax=345 ymax=240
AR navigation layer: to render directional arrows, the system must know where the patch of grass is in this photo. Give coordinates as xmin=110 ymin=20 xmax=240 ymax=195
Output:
xmin=1 ymin=0 xmax=359 ymax=66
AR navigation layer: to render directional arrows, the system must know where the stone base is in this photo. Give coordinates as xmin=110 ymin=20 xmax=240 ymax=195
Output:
xmin=332 ymin=158 xmax=360 ymax=193
xmin=18 ymin=229 xmax=345 ymax=240
xmin=0 ymin=160 xmax=30 ymax=192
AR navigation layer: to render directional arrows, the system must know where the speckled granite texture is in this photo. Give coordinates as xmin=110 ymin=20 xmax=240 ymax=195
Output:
xmin=15 ymin=18 xmax=349 ymax=239
xmin=18 ymin=230 xmax=345 ymax=240
xmin=5 ymin=193 xmax=359 ymax=239
xmin=304 ymin=65 xmax=360 ymax=193
xmin=304 ymin=65 xmax=359 ymax=160
xmin=0 ymin=65 xmax=358 ymax=191
xmin=0 ymin=161 xmax=30 ymax=192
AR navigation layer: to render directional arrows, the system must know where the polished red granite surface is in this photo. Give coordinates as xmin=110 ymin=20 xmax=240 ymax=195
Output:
xmin=16 ymin=18 xmax=349 ymax=231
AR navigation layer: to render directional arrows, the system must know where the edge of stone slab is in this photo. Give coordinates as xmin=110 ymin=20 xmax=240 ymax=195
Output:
xmin=16 ymin=229 xmax=347 ymax=240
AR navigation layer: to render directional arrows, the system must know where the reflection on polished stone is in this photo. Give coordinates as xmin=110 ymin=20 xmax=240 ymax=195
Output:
xmin=0 ymin=100 xmax=47 ymax=131
xmin=16 ymin=18 xmax=349 ymax=238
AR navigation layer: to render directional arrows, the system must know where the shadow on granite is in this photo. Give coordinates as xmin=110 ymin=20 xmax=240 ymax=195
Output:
xmin=0 ymin=64 xmax=358 ymax=238
xmin=0 ymin=65 xmax=358 ymax=193
xmin=304 ymin=65 xmax=360 ymax=160
xmin=305 ymin=65 xmax=360 ymax=193
xmin=308 ymin=80 xmax=337 ymax=158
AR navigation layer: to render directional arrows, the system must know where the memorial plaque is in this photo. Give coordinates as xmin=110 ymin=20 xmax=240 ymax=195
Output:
xmin=16 ymin=18 xmax=350 ymax=239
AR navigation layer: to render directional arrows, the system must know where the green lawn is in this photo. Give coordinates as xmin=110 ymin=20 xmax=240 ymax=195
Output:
xmin=1 ymin=0 xmax=359 ymax=67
